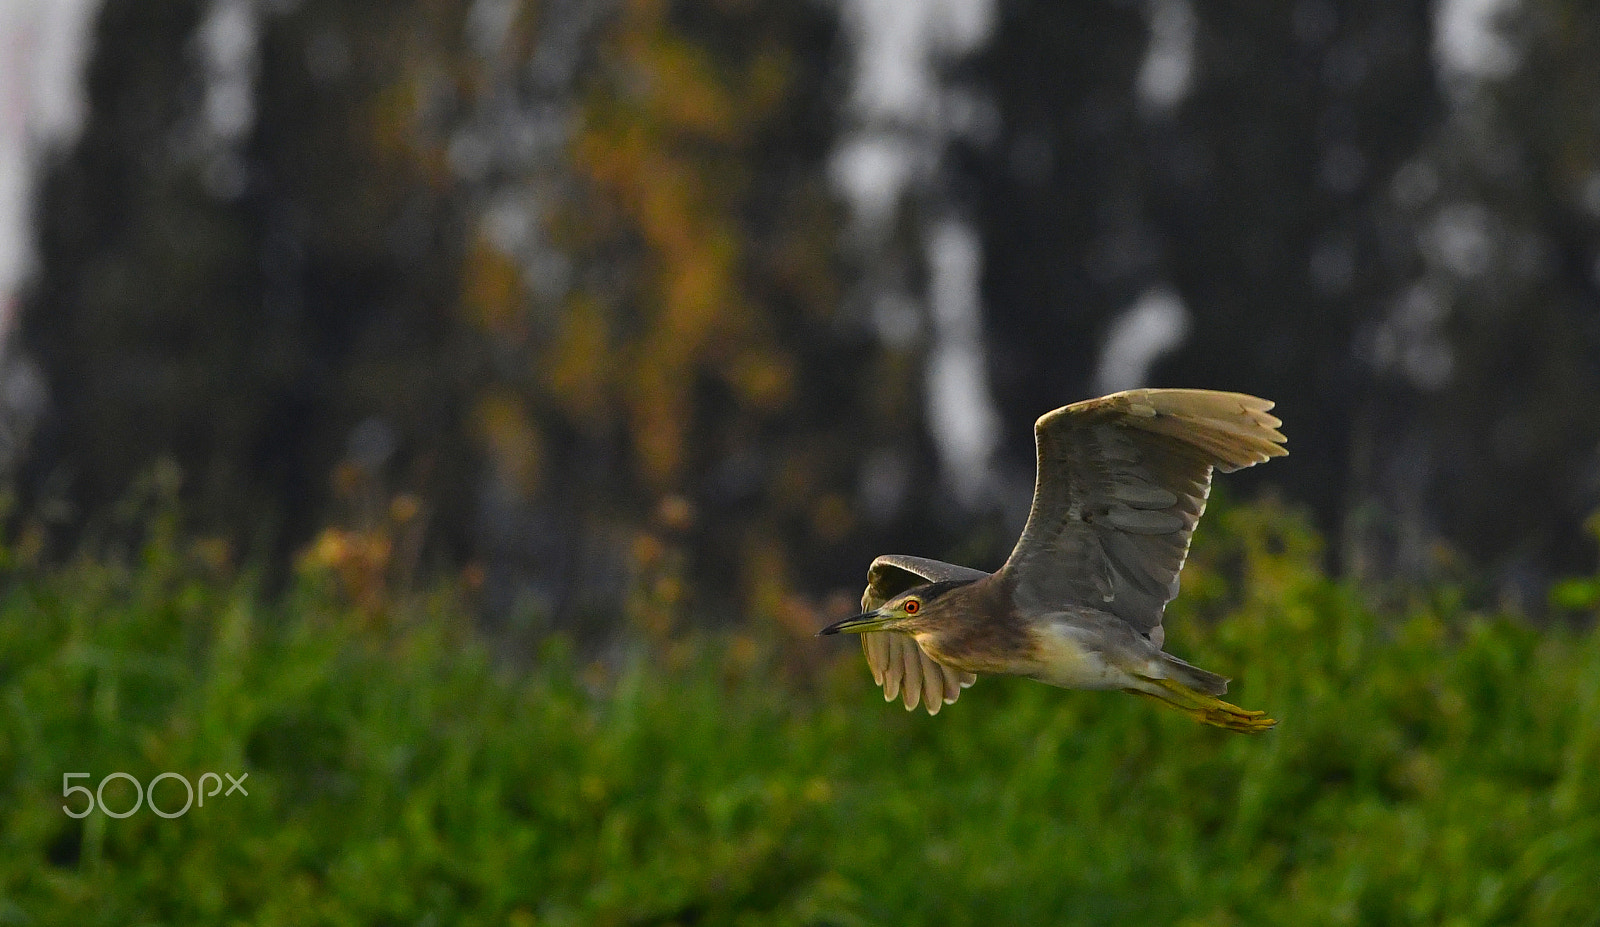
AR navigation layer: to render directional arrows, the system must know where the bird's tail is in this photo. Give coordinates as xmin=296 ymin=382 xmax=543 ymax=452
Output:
xmin=1157 ymin=652 xmax=1229 ymax=695
xmin=1126 ymin=656 xmax=1276 ymax=733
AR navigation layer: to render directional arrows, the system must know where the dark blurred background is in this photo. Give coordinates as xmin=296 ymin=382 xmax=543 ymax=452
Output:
xmin=2 ymin=0 xmax=1598 ymax=630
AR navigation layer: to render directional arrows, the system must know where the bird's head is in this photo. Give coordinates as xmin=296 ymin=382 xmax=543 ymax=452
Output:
xmin=816 ymin=579 xmax=973 ymax=636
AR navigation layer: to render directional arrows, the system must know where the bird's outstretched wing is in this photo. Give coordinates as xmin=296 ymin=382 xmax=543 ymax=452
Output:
xmin=1000 ymin=389 xmax=1286 ymax=643
xmin=859 ymin=555 xmax=985 ymax=714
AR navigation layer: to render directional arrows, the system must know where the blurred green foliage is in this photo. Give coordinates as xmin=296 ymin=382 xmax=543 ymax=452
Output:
xmin=3 ymin=501 xmax=1599 ymax=925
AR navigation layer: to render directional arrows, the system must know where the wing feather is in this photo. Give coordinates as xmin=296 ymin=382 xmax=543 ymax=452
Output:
xmin=881 ymin=633 xmax=906 ymax=701
xmin=858 ymin=555 xmax=987 ymax=714
xmin=900 ymin=638 xmax=923 ymax=711
xmin=1001 ymin=389 xmax=1286 ymax=637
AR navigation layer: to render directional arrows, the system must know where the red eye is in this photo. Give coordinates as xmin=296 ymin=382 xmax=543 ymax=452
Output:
xmin=903 ymin=599 xmax=919 ymax=614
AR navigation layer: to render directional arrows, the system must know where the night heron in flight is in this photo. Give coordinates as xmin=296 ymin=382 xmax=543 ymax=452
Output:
xmin=819 ymin=389 xmax=1287 ymax=732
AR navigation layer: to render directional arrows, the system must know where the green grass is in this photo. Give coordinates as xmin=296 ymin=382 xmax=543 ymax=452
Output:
xmin=3 ymin=505 xmax=1600 ymax=926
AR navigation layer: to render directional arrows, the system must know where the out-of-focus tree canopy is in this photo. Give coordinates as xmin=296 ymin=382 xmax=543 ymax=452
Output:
xmin=13 ymin=0 xmax=1600 ymax=625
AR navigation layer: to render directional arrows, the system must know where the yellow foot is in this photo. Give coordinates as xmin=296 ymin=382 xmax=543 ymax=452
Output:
xmin=1127 ymin=678 xmax=1278 ymax=734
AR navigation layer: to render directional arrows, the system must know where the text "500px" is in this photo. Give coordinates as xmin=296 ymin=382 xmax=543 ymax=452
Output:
xmin=62 ymin=772 xmax=249 ymax=819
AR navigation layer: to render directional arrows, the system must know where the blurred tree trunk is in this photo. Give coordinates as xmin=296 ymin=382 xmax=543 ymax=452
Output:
xmin=968 ymin=1 xmax=1443 ymax=580
xmin=20 ymin=0 xmax=478 ymax=574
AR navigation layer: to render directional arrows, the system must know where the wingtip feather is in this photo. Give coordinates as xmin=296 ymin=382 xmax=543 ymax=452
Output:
xmin=857 ymin=631 xmax=972 ymax=715
xmin=1134 ymin=389 xmax=1288 ymax=471
xmin=900 ymin=638 xmax=922 ymax=711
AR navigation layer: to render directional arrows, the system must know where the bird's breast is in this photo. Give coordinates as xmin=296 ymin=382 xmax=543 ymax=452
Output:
xmin=912 ymin=619 xmax=1030 ymax=677
xmin=912 ymin=630 xmax=1005 ymax=676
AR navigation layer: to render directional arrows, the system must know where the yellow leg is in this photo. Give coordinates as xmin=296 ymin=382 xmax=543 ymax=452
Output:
xmin=1126 ymin=678 xmax=1277 ymax=733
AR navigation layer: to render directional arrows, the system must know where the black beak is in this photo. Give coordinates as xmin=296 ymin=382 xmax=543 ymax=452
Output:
xmin=816 ymin=610 xmax=889 ymax=636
